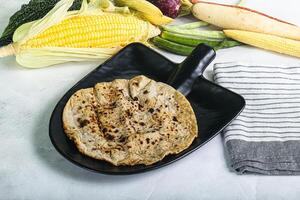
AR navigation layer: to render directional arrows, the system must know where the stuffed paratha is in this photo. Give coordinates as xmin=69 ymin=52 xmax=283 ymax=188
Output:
xmin=63 ymin=75 xmax=198 ymax=166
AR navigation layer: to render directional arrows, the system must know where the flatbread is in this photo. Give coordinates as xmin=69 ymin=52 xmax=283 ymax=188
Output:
xmin=63 ymin=75 xmax=198 ymax=166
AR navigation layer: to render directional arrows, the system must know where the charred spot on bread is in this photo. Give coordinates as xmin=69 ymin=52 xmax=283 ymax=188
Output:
xmin=148 ymin=108 xmax=154 ymax=113
xmin=105 ymin=134 xmax=115 ymax=141
xmin=77 ymin=118 xmax=90 ymax=128
xmin=173 ymin=116 xmax=178 ymax=122
xmin=119 ymin=135 xmax=128 ymax=143
xmin=146 ymin=138 xmax=150 ymax=144
xmin=132 ymin=82 xmax=139 ymax=86
xmin=102 ymin=128 xmax=108 ymax=133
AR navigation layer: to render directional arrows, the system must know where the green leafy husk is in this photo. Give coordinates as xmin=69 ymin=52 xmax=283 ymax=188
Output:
xmin=0 ymin=0 xmax=85 ymax=47
xmin=89 ymin=0 xmax=130 ymax=13
xmin=16 ymin=47 xmax=117 ymax=68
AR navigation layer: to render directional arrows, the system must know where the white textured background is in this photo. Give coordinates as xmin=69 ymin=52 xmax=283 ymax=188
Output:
xmin=1 ymin=0 xmax=300 ymax=199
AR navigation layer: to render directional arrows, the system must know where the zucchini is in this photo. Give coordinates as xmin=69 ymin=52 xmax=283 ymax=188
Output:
xmin=153 ymin=34 xmax=242 ymax=56
xmin=0 ymin=0 xmax=84 ymax=47
xmin=161 ymin=31 xmax=222 ymax=47
xmin=169 ymin=21 xmax=209 ymax=29
xmin=161 ymin=25 xmax=226 ymax=39
xmin=152 ymin=36 xmax=194 ymax=56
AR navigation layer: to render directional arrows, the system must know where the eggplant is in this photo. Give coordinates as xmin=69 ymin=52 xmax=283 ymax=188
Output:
xmin=148 ymin=0 xmax=181 ymax=18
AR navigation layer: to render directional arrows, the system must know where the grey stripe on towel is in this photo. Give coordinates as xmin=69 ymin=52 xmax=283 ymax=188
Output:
xmin=213 ymin=62 xmax=300 ymax=175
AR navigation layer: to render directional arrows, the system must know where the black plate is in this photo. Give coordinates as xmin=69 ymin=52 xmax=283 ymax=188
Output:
xmin=49 ymin=43 xmax=245 ymax=175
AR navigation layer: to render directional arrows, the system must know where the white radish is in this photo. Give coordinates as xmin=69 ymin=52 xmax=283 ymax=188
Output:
xmin=192 ymin=1 xmax=300 ymax=40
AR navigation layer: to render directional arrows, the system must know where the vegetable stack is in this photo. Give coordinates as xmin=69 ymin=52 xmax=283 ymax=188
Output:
xmin=152 ymin=22 xmax=241 ymax=56
xmin=0 ymin=0 xmax=162 ymax=68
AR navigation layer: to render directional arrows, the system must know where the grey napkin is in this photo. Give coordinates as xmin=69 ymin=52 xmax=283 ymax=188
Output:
xmin=213 ymin=62 xmax=300 ymax=175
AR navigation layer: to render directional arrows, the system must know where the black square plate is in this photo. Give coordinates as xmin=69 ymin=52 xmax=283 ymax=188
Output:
xmin=49 ymin=43 xmax=245 ymax=175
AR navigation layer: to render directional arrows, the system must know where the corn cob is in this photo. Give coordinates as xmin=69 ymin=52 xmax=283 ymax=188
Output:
xmin=114 ymin=0 xmax=173 ymax=25
xmin=22 ymin=13 xmax=158 ymax=49
xmin=224 ymin=30 xmax=300 ymax=58
xmin=0 ymin=0 xmax=160 ymax=68
xmin=0 ymin=0 xmax=84 ymax=47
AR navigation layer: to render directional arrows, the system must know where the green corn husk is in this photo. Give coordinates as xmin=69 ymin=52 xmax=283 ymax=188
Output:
xmin=89 ymin=0 xmax=130 ymax=13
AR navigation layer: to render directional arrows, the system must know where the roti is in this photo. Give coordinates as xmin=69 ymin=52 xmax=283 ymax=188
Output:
xmin=63 ymin=75 xmax=198 ymax=166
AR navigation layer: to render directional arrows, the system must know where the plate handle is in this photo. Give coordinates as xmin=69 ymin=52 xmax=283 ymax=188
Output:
xmin=168 ymin=44 xmax=215 ymax=95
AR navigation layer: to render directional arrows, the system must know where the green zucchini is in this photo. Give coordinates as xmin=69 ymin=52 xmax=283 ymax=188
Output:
xmin=0 ymin=0 xmax=84 ymax=47
xmin=169 ymin=21 xmax=209 ymax=29
xmin=152 ymin=36 xmax=194 ymax=56
xmin=161 ymin=31 xmax=222 ymax=47
xmin=153 ymin=34 xmax=242 ymax=56
xmin=161 ymin=26 xmax=226 ymax=39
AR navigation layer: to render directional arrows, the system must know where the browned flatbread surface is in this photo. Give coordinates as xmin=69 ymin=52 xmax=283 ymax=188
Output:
xmin=63 ymin=75 xmax=198 ymax=166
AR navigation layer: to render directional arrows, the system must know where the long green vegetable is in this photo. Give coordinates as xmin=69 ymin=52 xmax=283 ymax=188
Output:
xmin=153 ymin=33 xmax=241 ymax=55
xmin=168 ymin=21 xmax=209 ymax=29
xmin=152 ymin=37 xmax=194 ymax=56
xmin=161 ymin=31 xmax=222 ymax=46
xmin=214 ymin=39 xmax=241 ymax=50
xmin=0 ymin=0 xmax=84 ymax=47
xmin=156 ymin=18 xmax=242 ymax=55
xmin=162 ymin=25 xmax=226 ymax=39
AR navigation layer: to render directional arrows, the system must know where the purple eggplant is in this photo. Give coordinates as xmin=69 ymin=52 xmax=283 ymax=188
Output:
xmin=148 ymin=0 xmax=181 ymax=18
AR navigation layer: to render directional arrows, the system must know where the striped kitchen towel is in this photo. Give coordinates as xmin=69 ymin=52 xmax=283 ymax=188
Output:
xmin=213 ymin=62 xmax=300 ymax=175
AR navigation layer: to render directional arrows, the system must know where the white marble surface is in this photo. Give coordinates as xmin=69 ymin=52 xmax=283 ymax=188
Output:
xmin=1 ymin=0 xmax=300 ymax=199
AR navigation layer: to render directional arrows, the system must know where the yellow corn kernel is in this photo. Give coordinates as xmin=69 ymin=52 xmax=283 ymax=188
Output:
xmin=22 ymin=13 xmax=159 ymax=49
xmin=224 ymin=30 xmax=300 ymax=58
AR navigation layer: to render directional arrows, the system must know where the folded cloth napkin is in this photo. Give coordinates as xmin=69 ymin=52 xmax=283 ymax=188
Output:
xmin=213 ymin=62 xmax=300 ymax=175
